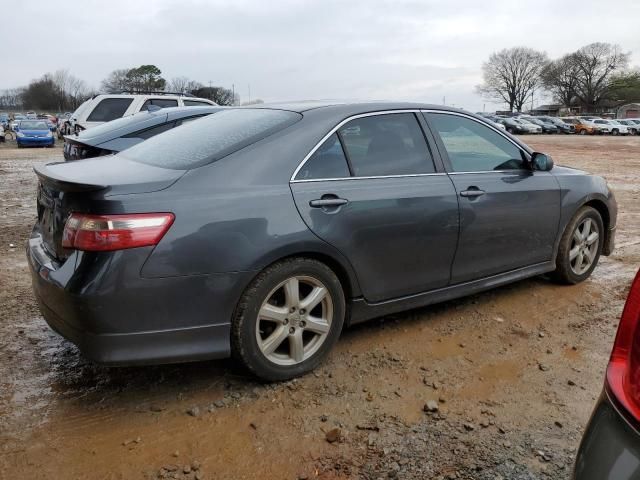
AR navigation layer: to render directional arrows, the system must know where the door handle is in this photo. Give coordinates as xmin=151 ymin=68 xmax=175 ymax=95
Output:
xmin=460 ymin=188 xmax=485 ymax=198
xmin=309 ymin=197 xmax=349 ymax=208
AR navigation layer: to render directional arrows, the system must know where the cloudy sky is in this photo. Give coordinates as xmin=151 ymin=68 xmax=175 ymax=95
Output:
xmin=7 ymin=0 xmax=640 ymax=111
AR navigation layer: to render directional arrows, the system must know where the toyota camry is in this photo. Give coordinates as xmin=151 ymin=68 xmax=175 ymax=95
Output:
xmin=28 ymin=102 xmax=617 ymax=381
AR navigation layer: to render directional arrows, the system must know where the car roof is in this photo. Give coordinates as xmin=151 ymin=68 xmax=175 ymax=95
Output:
xmin=250 ymin=100 xmax=463 ymax=115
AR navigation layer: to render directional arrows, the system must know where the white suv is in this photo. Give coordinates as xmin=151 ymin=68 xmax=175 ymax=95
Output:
xmin=592 ymin=118 xmax=630 ymax=136
xmin=63 ymin=93 xmax=217 ymax=133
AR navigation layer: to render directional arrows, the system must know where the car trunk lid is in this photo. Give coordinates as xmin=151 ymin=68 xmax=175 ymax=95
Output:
xmin=34 ymin=156 xmax=184 ymax=261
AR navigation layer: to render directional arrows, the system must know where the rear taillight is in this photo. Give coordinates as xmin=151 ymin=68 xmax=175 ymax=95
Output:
xmin=606 ymin=269 xmax=640 ymax=421
xmin=62 ymin=213 xmax=174 ymax=252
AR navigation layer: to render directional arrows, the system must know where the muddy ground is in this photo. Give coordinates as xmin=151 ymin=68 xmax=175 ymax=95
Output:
xmin=0 ymin=135 xmax=639 ymax=480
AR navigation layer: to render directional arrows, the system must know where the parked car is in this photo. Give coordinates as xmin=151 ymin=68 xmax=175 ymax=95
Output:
xmin=522 ymin=117 xmax=559 ymax=134
xmin=536 ymin=116 xmax=575 ymax=134
xmin=15 ymin=120 xmax=55 ymax=148
xmin=63 ymin=106 xmax=223 ymax=161
xmin=28 ymin=103 xmax=617 ymax=381
xmin=573 ymin=268 xmax=640 ymax=479
xmin=512 ymin=117 xmax=542 ymax=134
xmin=62 ymin=93 xmax=217 ymax=134
xmin=10 ymin=115 xmax=26 ymax=131
xmin=497 ymin=117 xmax=530 ymax=134
xmin=618 ymin=119 xmax=640 ymax=135
xmin=593 ymin=119 xmax=629 ymax=135
xmin=562 ymin=118 xmax=598 ymax=135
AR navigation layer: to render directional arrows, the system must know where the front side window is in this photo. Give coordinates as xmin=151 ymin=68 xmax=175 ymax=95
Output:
xmin=337 ymin=113 xmax=435 ymax=177
xmin=184 ymin=100 xmax=212 ymax=107
xmin=427 ymin=113 xmax=525 ymax=172
xmin=296 ymin=133 xmax=350 ymax=180
xmin=87 ymin=98 xmax=134 ymax=122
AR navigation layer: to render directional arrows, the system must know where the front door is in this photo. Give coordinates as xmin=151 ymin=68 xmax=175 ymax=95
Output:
xmin=291 ymin=112 xmax=459 ymax=303
xmin=424 ymin=112 xmax=561 ymax=284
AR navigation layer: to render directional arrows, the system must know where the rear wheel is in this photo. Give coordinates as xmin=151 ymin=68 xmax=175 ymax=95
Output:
xmin=231 ymin=258 xmax=345 ymax=381
xmin=551 ymin=207 xmax=603 ymax=284
xmin=612 ymin=129 xmax=619 ymax=136
xmin=579 ymin=129 xmax=587 ymax=135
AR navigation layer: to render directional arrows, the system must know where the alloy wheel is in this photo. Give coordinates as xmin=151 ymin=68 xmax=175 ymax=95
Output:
xmin=256 ymin=275 xmax=333 ymax=366
xmin=569 ymin=218 xmax=600 ymax=275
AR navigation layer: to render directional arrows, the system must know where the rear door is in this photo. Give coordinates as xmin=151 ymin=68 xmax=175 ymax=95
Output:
xmin=290 ymin=112 xmax=459 ymax=303
xmin=424 ymin=111 xmax=561 ymax=284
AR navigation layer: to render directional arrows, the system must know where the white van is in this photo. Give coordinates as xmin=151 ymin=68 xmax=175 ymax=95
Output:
xmin=64 ymin=93 xmax=217 ymax=133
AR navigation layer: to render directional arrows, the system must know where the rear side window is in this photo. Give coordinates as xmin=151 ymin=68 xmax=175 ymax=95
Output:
xmin=120 ymin=109 xmax=301 ymax=169
xmin=296 ymin=134 xmax=350 ymax=180
xmin=123 ymin=121 xmax=176 ymax=140
xmin=184 ymin=100 xmax=211 ymax=107
xmin=87 ymin=98 xmax=134 ymax=122
xmin=140 ymin=98 xmax=179 ymax=111
xmin=337 ymin=113 xmax=435 ymax=177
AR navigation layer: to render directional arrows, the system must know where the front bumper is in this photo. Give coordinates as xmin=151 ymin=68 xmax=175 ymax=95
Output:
xmin=17 ymin=136 xmax=54 ymax=146
xmin=574 ymin=391 xmax=640 ymax=480
xmin=27 ymin=230 xmax=254 ymax=365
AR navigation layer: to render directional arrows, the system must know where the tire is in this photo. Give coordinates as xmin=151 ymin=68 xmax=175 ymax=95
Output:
xmin=551 ymin=206 xmax=604 ymax=285
xmin=612 ymin=129 xmax=619 ymax=136
xmin=507 ymin=128 xmax=515 ymax=134
xmin=231 ymin=258 xmax=345 ymax=381
xmin=579 ymin=129 xmax=587 ymax=135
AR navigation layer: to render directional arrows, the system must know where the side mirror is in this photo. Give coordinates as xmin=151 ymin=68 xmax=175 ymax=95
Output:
xmin=531 ymin=152 xmax=554 ymax=171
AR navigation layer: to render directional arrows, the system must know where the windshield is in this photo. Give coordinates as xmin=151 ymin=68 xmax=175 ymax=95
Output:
xmin=19 ymin=121 xmax=48 ymax=130
xmin=120 ymin=108 xmax=302 ymax=170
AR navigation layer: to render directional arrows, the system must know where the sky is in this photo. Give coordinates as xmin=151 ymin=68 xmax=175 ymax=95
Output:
xmin=6 ymin=0 xmax=640 ymax=112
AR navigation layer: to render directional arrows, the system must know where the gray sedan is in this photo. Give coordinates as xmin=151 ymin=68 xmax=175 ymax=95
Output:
xmin=27 ymin=102 xmax=617 ymax=380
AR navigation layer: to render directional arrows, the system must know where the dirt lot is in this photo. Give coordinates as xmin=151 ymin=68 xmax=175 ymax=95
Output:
xmin=1 ymin=135 xmax=639 ymax=480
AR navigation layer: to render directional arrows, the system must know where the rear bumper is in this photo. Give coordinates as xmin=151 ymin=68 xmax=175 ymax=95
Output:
xmin=27 ymin=230 xmax=254 ymax=365
xmin=574 ymin=391 xmax=640 ymax=480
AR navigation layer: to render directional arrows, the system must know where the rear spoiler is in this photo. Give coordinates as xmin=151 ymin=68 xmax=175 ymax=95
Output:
xmin=34 ymin=163 xmax=107 ymax=192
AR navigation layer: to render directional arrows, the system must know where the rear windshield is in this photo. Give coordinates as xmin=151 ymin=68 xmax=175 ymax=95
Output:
xmin=120 ymin=108 xmax=302 ymax=170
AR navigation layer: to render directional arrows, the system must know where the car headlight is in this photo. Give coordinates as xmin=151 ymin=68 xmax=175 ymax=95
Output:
xmin=16 ymin=131 xmax=24 ymax=137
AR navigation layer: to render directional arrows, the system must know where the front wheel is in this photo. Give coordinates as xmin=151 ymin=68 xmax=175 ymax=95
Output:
xmin=579 ymin=129 xmax=587 ymax=135
xmin=551 ymin=207 xmax=604 ymax=284
xmin=231 ymin=258 xmax=345 ymax=381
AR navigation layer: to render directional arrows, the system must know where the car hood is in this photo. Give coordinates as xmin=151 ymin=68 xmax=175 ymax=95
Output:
xmin=20 ymin=129 xmax=50 ymax=136
xmin=551 ymin=165 xmax=589 ymax=176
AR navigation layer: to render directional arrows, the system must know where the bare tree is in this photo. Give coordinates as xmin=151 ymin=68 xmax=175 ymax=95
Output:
xmin=541 ymin=53 xmax=581 ymax=107
xmin=572 ymin=43 xmax=630 ymax=110
xmin=190 ymin=86 xmax=237 ymax=106
xmin=101 ymin=69 xmax=131 ymax=93
xmin=168 ymin=77 xmax=202 ymax=93
xmin=476 ymin=47 xmax=548 ymax=112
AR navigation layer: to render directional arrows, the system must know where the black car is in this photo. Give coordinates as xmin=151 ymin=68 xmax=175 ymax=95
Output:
xmin=574 ymin=269 xmax=640 ymax=479
xmin=536 ymin=116 xmax=575 ymax=134
xmin=28 ymin=102 xmax=617 ymax=381
xmin=523 ymin=117 xmax=559 ymax=134
xmin=63 ymin=106 xmax=222 ymax=160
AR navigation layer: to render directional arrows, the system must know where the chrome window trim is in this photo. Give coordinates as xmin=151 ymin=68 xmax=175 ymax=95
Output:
xmin=292 ymin=172 xmax=447 ymax=184
xmin=290 ymin=109 xmax=425 ymax=183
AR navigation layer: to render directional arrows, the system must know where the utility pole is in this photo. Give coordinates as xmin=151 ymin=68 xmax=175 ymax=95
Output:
xmin=442 ymin=96 xmax=446 ymax=105
xmin=232 ymin=84 xmax=235 ymax=106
